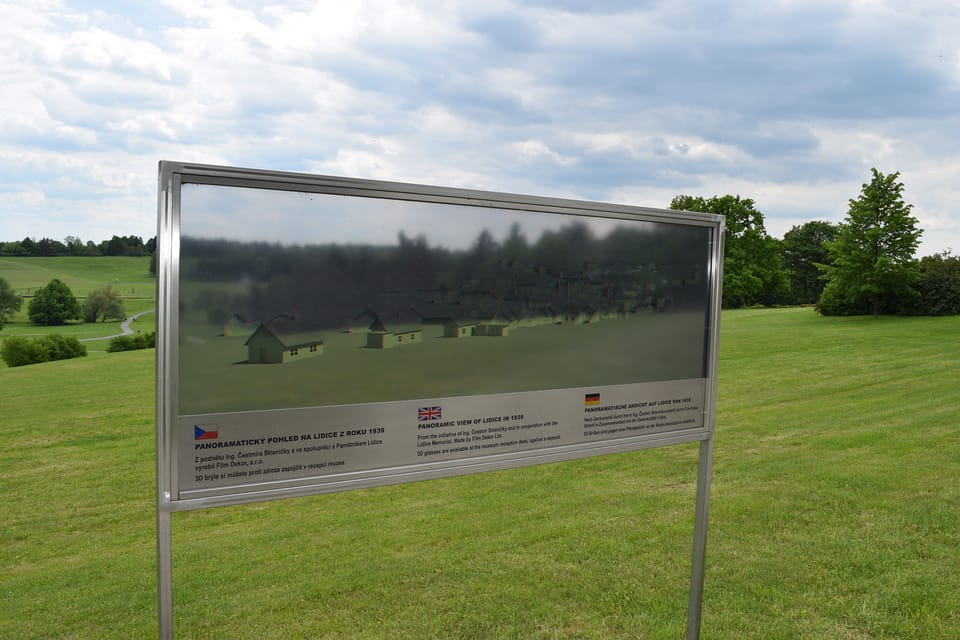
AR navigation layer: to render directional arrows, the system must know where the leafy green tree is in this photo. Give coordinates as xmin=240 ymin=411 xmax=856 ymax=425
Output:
xmin=817 ymin=168 xmax=922 ymax=317
xmin=781 ymin=220 xmax=838 ymax=305
xmin=36 ymin=237 xmax=66 ymax=255
xmin=670 ymin=194 xmax=787 ymax=308
xmin=0 ymin=276 xmax=23 ymax=329
xmin=915 ymin=251 xmax=960 ymax=315
xmin=27 ymin=278 xmax=82 ymax=325
xmin=102 ymin=234 xmax=148 ymax=256
xmin=82 ymin=285 xmax=126 ymax=323
xmin=0 ymin=240 xmax=29 ymax=256
xmin=64 ymin=236 xmax=85 ymax=255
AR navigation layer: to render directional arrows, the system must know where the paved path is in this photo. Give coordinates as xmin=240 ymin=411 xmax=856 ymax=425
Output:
xmin=80 ymin=309 xmax=155 ymax=342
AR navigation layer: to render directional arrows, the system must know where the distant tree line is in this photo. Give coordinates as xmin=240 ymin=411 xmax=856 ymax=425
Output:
xmin=672 ymin=168 xmax=960 ymax=316
xmin=3 ymin=166 xmax=958 ymax=318
xmin=181 ymin=221 xmax=710 ymax=333
xmin=0 ymin=235 xmax=156 ymax=257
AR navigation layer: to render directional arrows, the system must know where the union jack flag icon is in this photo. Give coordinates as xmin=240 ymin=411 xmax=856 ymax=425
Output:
xmin=418 ymin=406 xmax=442 ymax=421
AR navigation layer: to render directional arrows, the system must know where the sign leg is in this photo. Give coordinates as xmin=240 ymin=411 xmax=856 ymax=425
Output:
xmin=686 ymin=437 xmax=714 ymax=640
xmin=157 ymin=506 xmax=173 ymax=640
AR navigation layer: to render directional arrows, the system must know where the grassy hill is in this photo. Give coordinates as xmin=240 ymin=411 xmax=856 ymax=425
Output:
xmin=1 ymin=308 xmax=958 ymax=638
xmin=0 ymin=257 xmax=155 ymax=358
xmin=0 ymin=256 xmax=153 ymax=297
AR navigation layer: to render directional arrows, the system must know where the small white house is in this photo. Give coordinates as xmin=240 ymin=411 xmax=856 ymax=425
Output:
xmin=244 ymin=324 xmax=324 ymax=364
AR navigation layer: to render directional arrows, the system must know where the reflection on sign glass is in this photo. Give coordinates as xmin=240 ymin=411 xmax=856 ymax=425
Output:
xmin=178 ymin=185 xmax=710 ymax=415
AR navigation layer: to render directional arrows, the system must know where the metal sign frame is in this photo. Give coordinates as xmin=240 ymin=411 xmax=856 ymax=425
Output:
xmin=156 ymin=161 xmax=723 ymax=639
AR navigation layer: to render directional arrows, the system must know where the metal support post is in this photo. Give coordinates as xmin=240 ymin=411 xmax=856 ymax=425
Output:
xmin=157 ymin=505 xmax=173 ymax=640
xmin=685 ymin=436 xmax=714 ymax=640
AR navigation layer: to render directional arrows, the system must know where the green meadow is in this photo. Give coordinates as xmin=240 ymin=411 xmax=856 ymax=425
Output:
xmin=0 ymin=257 xmax=155 ymax=354
xmin=1 ymin=307 xmax=958 ymax=639
xmin=179 ymin=312 xmax=706 ymax=414
xmin=0 ymin=256 xmax=154 ymax=298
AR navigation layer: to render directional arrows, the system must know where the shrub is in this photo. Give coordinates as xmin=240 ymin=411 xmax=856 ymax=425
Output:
xmin=1 ymin=337 xmax=49 ymax=367
xmin=107 ymin=331 xmax=156 ymax=352
xmin=1 ymin=334 xmax=86 ymax=367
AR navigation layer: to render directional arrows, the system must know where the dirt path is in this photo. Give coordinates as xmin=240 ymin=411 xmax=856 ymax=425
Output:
xmin=80 ymin=309 xmax=155 ymax=342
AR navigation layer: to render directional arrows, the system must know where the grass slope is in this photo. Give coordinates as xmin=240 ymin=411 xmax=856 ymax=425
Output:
xmin=0 ymin=257 xmax=155 ymax=361
xmin=0 ymin=256 xmax=153 ymax=298
xmin=1 ymin=308 xmax=958 ymax=639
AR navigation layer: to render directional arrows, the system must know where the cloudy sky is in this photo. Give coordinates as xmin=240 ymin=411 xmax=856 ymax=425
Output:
xmin=2 ymin=0 xmax=958 ymax=255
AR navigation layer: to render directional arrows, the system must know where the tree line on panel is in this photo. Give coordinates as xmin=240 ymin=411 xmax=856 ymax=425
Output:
xmin=179 ymin=222 xmax=710 ymax=334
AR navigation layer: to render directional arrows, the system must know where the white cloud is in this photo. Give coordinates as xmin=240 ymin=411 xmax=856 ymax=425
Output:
xmin=0 ymin=0 xmax=956 ymax=258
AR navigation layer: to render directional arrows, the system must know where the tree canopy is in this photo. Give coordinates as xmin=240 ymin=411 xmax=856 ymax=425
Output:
xmin=0 ymin=235 xmax=155 ymax=257
xmin=82 ymin=286 xmax=126 ymax=323
xmin=782 ymin=220 xmax=838 ymax=305
xmin=914 ymin=251 xmax=960 ymax=316
xmin=670 ymin=194 xmax=787 ymax=308
xmin=0 ymin=276 xmax=23 ymax=329
xmin=817 ymin=168 xmax=922 ymax=316
xmin=27 ymin=279 xmax=82 ymax=325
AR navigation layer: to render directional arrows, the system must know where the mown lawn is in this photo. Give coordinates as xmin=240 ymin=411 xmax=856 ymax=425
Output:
xmin=1 ymin=308 xmax=957 ymax=639
xmin=0 ymin=257 xmax=155 ymax=365
xmin=0 ymin=256 xmax=153 ymax=298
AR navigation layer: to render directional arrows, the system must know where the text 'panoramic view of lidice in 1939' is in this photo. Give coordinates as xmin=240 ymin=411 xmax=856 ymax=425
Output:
xmin=177 ymin=184 xmax=711 ymax=415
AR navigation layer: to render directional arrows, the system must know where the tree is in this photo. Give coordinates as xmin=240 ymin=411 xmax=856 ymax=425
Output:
xmin=670 ymin=194 xmax=787 ymax=308
xmin=36 ymin=237 xmax=66 ymax=255
xmin=915 ymin=251 xmax=960 ymax=315
xmin=817 ymin=168 xmax=922 ymax=317
xmin=102 ymin=234 xmax=148 ymax=256
xmin=64 ymin=236 xmax=85 ymax=255
xmin=20 ymin=237 xmax=37 ymax=255
xmin=82 ymin=286 xmax=126 ymax=323
xmin=27 ymin=278 xmax=82 ymax=325
xmin=0 ymin=276 xmax=23 ymax=329
xmin=781 ymin=221 xmax=838 ymax=305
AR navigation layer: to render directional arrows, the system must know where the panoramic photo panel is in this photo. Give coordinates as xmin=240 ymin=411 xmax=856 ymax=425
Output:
xmin=177 ymin=183 xmax=711 ymax=415
xmin=161 ymin=167 xmax=721 ymax=502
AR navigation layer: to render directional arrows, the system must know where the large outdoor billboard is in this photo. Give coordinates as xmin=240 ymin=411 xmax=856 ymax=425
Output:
xmin=157 ymin=162 xmax=724 ymax=510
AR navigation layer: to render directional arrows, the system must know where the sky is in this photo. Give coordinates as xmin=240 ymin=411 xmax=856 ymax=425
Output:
xmin=1 ymin=0 xmax=958 ymax=256
xmin=180 ymin=182 xmax=668 ymax=249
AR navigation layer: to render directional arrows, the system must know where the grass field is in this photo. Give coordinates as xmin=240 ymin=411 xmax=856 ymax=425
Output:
xmin=0 ymin=257 xmax=155 ymax=362
xmin=179 ymin=311 xmax=706 ymax=414
xmin=1 ymin=308 xmax=958 ymax=639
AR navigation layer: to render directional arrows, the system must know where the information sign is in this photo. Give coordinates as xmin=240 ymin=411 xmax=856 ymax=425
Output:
xmin=156 ymin=161 xmax=723 ymax=639
xmin=157 ymin=162 xmax=723 ymax=509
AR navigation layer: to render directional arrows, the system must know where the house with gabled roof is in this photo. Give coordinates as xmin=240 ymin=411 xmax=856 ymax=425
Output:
xmin=441 ymin=318 xmax=478 ymax=338
xmin=366 ymin=327 xmax=423 ymax=349
xmin=244 ymin=323 xmax=324 ymax=364
xmin=356 ymin=308 xmax=424 ymax=349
